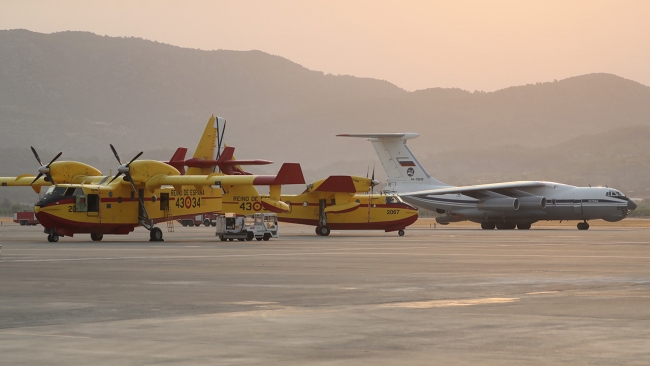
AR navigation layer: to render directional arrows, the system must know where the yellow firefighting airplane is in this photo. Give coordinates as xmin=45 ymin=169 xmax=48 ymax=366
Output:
xmin=169 ymin=116 xmax=418 ymax=236
xmin=0 ymin=144 xmax=303 ymax=242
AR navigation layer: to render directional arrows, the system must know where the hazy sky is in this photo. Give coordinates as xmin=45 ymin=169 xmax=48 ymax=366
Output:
xmin=2 ymin=0 xmax=649 ymax=91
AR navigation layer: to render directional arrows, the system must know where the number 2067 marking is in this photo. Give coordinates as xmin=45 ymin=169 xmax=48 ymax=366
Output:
xmin=387 ymin=210 xmax=400 ymax=214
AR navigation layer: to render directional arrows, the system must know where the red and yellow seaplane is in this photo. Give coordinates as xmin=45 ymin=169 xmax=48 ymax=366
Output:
xmin=168 ymin=115 xmax=419 ymax=236
xmin=0 ymin=143 xmax=303 ymax=242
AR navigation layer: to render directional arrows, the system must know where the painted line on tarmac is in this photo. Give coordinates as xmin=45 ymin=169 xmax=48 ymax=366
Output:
xmin=5 ymin=251 xmax=650 ymax=263
xmin=0 ymin=332 xmax=91 ymax=339
xmin=379 ymin=297 xmax=519 ymax=308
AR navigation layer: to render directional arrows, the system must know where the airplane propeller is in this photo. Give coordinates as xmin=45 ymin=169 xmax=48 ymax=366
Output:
xmin=107 ymin=144 xmax=143 ymax=186
xmin=106 ymin=144 xmax=153 ymax=229
xmin=367 ymin=164 xmax=375 ymax=222
xmin=30 ymin=146 xmax=62 ymax=186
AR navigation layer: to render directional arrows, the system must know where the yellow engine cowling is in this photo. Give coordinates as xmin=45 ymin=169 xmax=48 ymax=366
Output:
xmin=127 ymin=160 xmax=180 ymax=184
xmin=49 ymin=161 xmax=103 ymax=183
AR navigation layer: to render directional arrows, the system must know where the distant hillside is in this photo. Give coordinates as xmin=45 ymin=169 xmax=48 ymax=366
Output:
xmin=2 ymin=30 xmax=650 ymax=166
xmin=2 ymin=29 xmax=650 ymax=204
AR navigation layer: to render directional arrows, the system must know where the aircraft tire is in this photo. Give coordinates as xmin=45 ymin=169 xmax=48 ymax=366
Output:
xmin=315 ymin=226 xmax=322 ymax=236
xmin=319 ymin=225 xmax=331 ymax=237
xmin=150 ymin=227 xmax=163 ymax=241
xmin=398 ymin=230 xmax=405 ymax=236
xmin=496 ymin=223 xmax=516 ymax=230
xmin=517 ymin=223 xmax=531 ymax=230
xmin=91 ymin=233 xmax=103 ymax=241
xmin=481 ymin=222 xmax=496 ymax=230
xmin=47 ymin=234 xmax=59 ymax=243
xmin=577 ymin=222 xmax=590 ymax=230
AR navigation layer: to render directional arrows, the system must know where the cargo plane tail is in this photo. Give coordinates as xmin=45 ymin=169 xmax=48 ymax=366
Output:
xmin=337 ymin=133 xmax=448 ymax=193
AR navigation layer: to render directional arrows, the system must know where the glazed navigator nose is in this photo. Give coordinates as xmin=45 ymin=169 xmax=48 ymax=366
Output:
xmin=628 ymin=199 xmax=638 ymax=211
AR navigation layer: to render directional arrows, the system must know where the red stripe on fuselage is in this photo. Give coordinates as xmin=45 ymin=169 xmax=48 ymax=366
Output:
xmin=278 ymin=215 xmax=417 ymax=232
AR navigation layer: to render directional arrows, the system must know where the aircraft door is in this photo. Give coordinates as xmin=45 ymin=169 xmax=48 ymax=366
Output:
xmin=573 ymin=199 xmax=583 ymax=214
xmin=76 ymin=195 xmax=88 ymax=212
xmin=160 ymin=193 xmax=170 ymax=211
xmin=87 ymin=194 xmax=100 ymax=218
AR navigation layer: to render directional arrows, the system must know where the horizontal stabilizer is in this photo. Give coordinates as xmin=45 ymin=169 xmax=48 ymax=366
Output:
xmin=337 ymin=133 xmax=419 ymax=140
xmin=252 ymin=163 xmax=305 ymax=186
xmin=165 ymin=147 xmax=188 ymax=174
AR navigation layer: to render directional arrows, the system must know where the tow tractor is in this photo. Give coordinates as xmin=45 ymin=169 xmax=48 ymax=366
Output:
xmin=215 ymin=213 xmax=279 ymax=241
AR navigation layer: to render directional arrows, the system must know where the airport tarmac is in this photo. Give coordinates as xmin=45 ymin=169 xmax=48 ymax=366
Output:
xmin=1 ymin=220 xmax=649 ymax=365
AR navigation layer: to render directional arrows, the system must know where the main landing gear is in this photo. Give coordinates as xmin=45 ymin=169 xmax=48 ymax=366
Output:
xmin=47 ymin=233 xmax=59 ymax=242
xmin=149 ymin=227 xmax=164 ymax=241
xmin=481 ymin=222 xmax=531 ymax=230
xmin=577 ymin=221 xmax=590 ymax=230
xmin=398 ymin=230 xmax=405 ymax=236
xmin=91 ymin=233 xmax=104 ymax=242
xmin=316 ymin=225 xmax=330 ymax=236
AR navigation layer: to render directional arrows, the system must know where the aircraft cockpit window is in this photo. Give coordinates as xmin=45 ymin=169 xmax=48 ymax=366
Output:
xmin=47 ymin=187 xmax=66 ymax=196
xmin=74 ymin=188 xmax=85 ymax=196
xmin=64 ymin=187 xmax=76 ymax=196
xmin=385 ymin=196 xmax=395 ymax=204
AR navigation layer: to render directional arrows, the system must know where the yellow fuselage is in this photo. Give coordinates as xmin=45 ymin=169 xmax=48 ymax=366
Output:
xmin=35 ymin=177 xmax=221 ymax=237
xmin=219 ymin=185 xmax=418 ymax=232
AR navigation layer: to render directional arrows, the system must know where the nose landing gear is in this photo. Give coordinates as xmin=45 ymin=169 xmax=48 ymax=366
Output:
xmin=577 ymin=221 xmax=590 ymax=230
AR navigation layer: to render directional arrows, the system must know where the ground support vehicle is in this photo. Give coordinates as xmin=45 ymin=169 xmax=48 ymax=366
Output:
xmin=178 ymin=213 xmax=217 ymax=227
xmin=13 ymin=211 xmax=39 ymax=226
xmin=215 ymin=213 xmax=279 ymax=241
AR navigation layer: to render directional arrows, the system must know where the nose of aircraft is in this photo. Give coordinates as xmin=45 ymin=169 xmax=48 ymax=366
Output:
xmin=628 ymin=199 xmax=638 ymax=211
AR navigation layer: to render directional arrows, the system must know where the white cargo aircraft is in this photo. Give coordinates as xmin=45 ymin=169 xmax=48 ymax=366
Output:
xmin=338 ymin=133 xmax=637 ymax=230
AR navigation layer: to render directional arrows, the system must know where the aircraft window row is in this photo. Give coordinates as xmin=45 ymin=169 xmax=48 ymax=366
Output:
xmin=606 ymin=190 xmax=624 ymax=197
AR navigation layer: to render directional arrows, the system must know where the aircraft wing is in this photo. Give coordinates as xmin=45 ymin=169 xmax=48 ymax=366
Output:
xmin=143 ymin=163 xmax=305 ymax=190
xmin=337 ymin=133 xmax=419 ymax=140
xmin=0 ymin=174 xmax=47 ymax=187
xmin=306 ymin=175 xmax=376 ymax=194
xmin=401 ymin=181 xmax=548 ymax=198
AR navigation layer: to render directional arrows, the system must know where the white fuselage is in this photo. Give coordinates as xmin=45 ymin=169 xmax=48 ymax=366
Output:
xmin=400 ymin=183 xmax=632 ymax=224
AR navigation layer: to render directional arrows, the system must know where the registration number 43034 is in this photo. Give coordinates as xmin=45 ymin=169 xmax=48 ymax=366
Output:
xmin=176 ymin=196 xmax=201 ymax=209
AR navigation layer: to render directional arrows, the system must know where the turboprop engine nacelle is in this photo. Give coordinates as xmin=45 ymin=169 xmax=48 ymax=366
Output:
xmin=517 ymin=196 xmax=546 ymax=210
xmin=477 ymin=197 xmax=519 ymax=211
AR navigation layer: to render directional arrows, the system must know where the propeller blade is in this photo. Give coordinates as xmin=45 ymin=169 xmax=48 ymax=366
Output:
xmin=30 ymin=146 xmax=43 ymax=166
xmin=126 ymin=172 xmax=153 ymax=228
xmin=127 ymin=174 xmax=139 ymax=194
xmin=109 ymin=144 xmax=123 ymax=165
xmin=107 ymin=172 xmax=123 ymax=185
xmin=30 ymin=173 xmax=43 ymax=186
xmin=126 ymin=151 xmax=143 ymax=167
xmin=46 ymin=151 xmax=62 ymax=167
